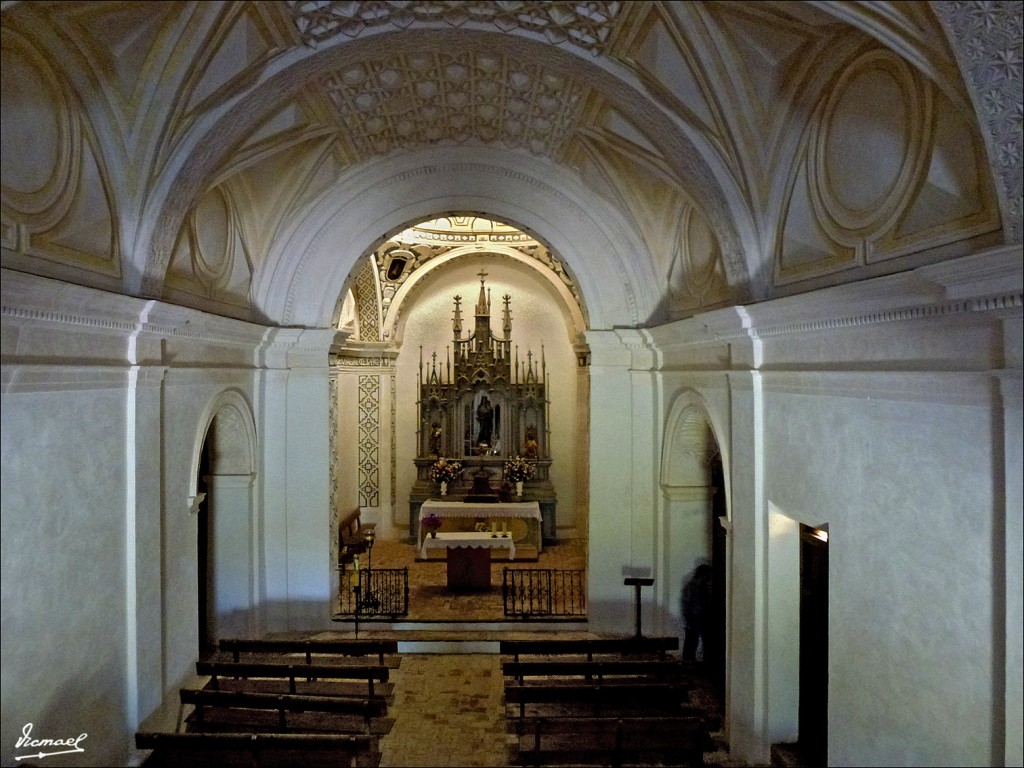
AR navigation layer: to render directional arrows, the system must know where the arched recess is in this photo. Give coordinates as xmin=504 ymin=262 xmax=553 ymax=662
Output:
xmin=192 ymin=389 xmax=258 ymax=647
xmin=660 ymin=392 xmax=728 ymax=689
xmin=382 ymin=240 xmax=588 ymax=345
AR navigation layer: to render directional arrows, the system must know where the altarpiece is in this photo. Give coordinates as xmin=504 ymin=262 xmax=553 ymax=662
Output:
xmin=408 ymin=273 xmax=556 ymax=542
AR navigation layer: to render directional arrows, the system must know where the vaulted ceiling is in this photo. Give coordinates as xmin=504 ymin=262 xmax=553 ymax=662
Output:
xmin=1 ymin=1 xmax=1019 ymax=329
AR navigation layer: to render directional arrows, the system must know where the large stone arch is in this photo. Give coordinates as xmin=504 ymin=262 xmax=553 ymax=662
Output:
xmin=254 ymin=146 xmax=658 ymax=330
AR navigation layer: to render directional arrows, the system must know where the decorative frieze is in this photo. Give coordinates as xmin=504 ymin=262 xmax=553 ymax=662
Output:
xmin=285 ymin=1 xmax=626 ymax=54
xmin=934 ymin=1 xmax=1024 ymax=243
xmin=358 ymin=374 xmax=380 ymax=507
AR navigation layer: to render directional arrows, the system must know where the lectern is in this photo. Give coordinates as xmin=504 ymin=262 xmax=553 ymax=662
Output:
xmin=624 ymin=577 xmax=655 ymax=638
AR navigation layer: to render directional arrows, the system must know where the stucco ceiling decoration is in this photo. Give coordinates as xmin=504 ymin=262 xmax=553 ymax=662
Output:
xmin=1 ymin=25 xmax=118 ymax=278
xmin=934 ymin=0 xmax=1024 ymax=243
xmin=322 ymin=50 xmax=583 ymax=156
xmin=285 ymin=0 xmax=625 ymax=53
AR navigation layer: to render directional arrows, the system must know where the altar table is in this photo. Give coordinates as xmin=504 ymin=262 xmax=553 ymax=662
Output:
xmin=417 ymin=500 xmax=542 ymax=553
xmin=420 ymin=531 xmax=516 ymax=590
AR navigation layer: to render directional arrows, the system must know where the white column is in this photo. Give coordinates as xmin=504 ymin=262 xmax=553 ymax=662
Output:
xmin=257 ymin=329 xmax=336 ymax=631
xmin=726 ymin=369 xmax=770 ymax=764
xmin=585 ymin=330 xmax=660 ymax=635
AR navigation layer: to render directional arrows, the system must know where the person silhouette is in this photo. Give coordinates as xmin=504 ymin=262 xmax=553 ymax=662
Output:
xmin=682 ymin=564 xmax=712 ymax=661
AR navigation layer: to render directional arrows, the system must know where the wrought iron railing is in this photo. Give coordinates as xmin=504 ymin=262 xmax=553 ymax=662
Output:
xmin=337 ymin=567 xmax=409 ymax=619
xmin=503 ymin=568 xmax=587 ymax=618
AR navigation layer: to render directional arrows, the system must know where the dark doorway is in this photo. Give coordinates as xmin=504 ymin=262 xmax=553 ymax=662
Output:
xmin=799 ymin=524 xmax=829 ymax=763
xmin=196 ymin=439 xmax=212 ymax=654
xmin=708 ymin=455 xmax=727 ymax=697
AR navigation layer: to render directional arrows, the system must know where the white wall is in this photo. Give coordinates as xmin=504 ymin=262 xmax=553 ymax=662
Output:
xmin=598 ymin=246 xmax=1023 ymax=766
xmin=1 ymin=369 xmax=129 ymax=767
xmin=0 ymin=271 xmax=335 ymax=766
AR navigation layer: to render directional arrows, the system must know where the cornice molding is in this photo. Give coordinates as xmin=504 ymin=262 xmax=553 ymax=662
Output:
xmin=0 ymin=270 xmax=270 ymax=347
xmin=700 ymin=246 xmax=1023 ymax=343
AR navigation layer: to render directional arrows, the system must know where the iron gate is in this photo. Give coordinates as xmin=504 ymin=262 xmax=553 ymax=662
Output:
xmin=338 ymin=567 xmax=409 ymax=618
xmin=503 ymin=568 xmax=586 ymax=617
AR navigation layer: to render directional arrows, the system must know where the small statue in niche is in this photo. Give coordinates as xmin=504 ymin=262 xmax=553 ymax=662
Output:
xmin=524 ymin=424 xmax=539 ymax=459
xmin=428 ymin=422 xmax=443 ymax=457
xmin=476 ymin=396 xmax=494 ymax=445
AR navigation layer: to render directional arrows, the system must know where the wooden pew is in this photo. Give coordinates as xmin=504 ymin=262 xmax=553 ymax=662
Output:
xmin=503 ymin=681 xmax=691 ymax=719
xmin=180 ymin=689 xmax=391 ymax=735
xmin=218 ymin=638 xmax=400 ymax=667
xmin=500 ymin=636 xmax=678 ymax=662
xmin=136 ymin=731 xmax=379 ymax=767
xmin=196 ymin=660 xmax=390 ymax=699
xmin=502 ymin=659 xmax=698 ymax=685
xmin=339 ymin=509 xmax=375 ymax=564
xmin=511 ymin=715 xmax=714 ymax=768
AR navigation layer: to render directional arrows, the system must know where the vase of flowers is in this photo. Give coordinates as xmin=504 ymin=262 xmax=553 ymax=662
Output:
xmin=422 ymin=512 xmax=442 ymax=538
xmin=429 ymin=457 xmax=462 ymax=496
xmin=503 ymin=455 xmax=535 ymax=497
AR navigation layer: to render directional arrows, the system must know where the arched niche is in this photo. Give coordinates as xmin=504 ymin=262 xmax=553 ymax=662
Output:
xmin=659 ymin=391 xmax=728 ymax=674
xmin=190 ymin=389 xmax=259 ymax=644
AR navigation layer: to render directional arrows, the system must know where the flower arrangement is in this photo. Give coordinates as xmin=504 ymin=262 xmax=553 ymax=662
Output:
xmin=429 ymin=457 xmax=462 ymax=484
xmin=503 ymin=455 xmax=536 ymax=483
xmin=422 ymin=512 xmax=442 ymax=534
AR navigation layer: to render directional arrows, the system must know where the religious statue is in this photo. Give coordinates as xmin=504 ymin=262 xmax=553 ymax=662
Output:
xmin=524 ymin=424 xmax=539 ymax=459
xmin=476 ymin=396 xmax=494 ymax=446
xmin=428 ymin=422 xmax=443 ymax=456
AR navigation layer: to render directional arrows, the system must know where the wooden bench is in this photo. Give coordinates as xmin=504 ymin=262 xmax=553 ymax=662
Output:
xmin=339 ymin=509 xmax=376 ymax=564
xmin=136 ymin=731 xmax=379 ymax=767
xmin=180 ymin=689 xmax=390 ymax=735
xmin=511 ymin=715 xmax=715 ymax=768
xmin=500 ymin=636 xmax=679 ymax=662
xmin=196 ymin=660 xmax=390 ymax=698
xmin=218 ymin=638 xmax=400 ymax=667
xmin=502 ymin=659 xmax=698 ymax=685
xmin=504 ymin=681 xmax=692 ymax=719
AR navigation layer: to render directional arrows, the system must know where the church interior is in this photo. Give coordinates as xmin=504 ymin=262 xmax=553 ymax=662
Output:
xmin=1 ymin=1 xmax=1021 ymax=766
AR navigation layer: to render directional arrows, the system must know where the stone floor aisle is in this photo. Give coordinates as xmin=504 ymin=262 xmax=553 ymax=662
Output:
xmin=379 ymin=654 xmax=509 ymax=767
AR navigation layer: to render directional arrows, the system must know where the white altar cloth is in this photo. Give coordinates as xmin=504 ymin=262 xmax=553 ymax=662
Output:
xmin=417 ymin=500 xmax=542 ymax=551
xmin=420 ymin=531 xmax=516 ymax=560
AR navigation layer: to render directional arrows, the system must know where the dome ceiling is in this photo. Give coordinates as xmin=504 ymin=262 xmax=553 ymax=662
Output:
xmin=0 ymin=1 xmax=1016 ymax=328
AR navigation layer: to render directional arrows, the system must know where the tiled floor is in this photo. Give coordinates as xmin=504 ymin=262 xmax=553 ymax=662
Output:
xmin=378 ymin=654 xmax=508 ymax=767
